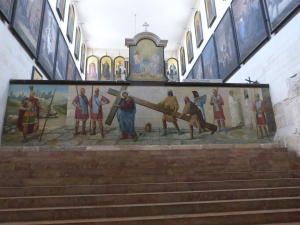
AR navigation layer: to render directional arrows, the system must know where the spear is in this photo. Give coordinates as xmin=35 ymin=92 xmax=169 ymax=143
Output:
xmin=90 ymin=85 xmax=93 ymax=133
xmin=39 ymin=86 xmax=57 ymax=142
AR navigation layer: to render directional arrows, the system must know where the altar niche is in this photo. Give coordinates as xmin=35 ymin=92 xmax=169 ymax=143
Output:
xmin=125 ymin=32 xmax=168 ymax=82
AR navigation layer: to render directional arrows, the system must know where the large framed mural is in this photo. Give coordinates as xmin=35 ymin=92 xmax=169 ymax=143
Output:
xmin=54 ymin=31 xmax=68 ymax=80
xmin=80 ymin=43 xmax=86 ymax=73
xmin=264 ymin=0 xmax=300 ymax=33
xmin=66 ymin=52 xmax=75 ymax=80
xmin=75 ymin=69 xmax=82 ymax=81
xmin=204 ymin=0 xmax=217 ymax=27
xmin=56 ymin=0 xmax=66 ymax=21
xmin=85 ymin=55 xmax=99 ymax=81
xmin=2 ymin=82 xmax=276 ymax=147
xmin=180 ymin=47 xmax=186 ymax=76
xmin=127 ymin=39 xmax=166 ymax=82
xmin=74 ymin=27 xmax=81 ymax=60
xmin=192 ymin=54 xmax=203 ymax=80
xmin=100 ymin=56 xmax=112 ymax=81
xmin=231 ymin=0 xmax=269 ymax=63
xmin=202 ymin=36 xmax=219 ymax=80
xmin=214 ymin=8 xmax=239 ymax=82
xmin=31 ymin=66 xmax=43 ymax=80
xmin=166 ymin=58 xmax=179 ymax=82
xmin=113 ymin=56 xmax=126 ymax=81
xmin=0 ymin=0 xmax=15 ymax=22
xmin=194 ymin=11 xmax=204 ymax=48
xmin=186 ymin=31 xmax=194 ymax=63
xmin=37 ymin=1 xmax=59 ymax=80
xmin=66 ymin=5 xmax=75 ymax=43
xmin=11 ymin=0 xmax=45 ymax=57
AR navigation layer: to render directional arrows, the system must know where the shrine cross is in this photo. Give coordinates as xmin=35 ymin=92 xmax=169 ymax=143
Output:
xmin=143 ymin=22 xmax=149 ymax=31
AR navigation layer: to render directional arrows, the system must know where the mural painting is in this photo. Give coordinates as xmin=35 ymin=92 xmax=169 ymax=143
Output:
xmin=2 ymin=83 xmax=276 ymax=146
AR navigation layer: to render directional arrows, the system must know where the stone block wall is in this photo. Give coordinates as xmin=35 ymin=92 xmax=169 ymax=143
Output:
xmin=274 ymin=73 xmax=300 ymax=154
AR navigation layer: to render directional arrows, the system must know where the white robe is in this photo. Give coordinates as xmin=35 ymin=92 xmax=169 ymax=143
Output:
xmin=228 ymin=95 xmax=241 ymax=127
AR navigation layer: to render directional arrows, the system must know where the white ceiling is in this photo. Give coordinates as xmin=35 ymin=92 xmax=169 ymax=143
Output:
xmin=74 ymin=0 xmax=198 ymax=51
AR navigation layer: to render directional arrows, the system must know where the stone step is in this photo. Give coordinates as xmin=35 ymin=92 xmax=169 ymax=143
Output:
xmin=1 ymin=210 xmax=300 ymax=224
xmin=1 ymin=170 xmax=300 ymax=187
xmin=1 ymin=178 xmax=300 ymax=197
xmin=1 ymin=197 xmax=300 ymax=222
xmin=1 ymin=186 xmax=300 ymax=209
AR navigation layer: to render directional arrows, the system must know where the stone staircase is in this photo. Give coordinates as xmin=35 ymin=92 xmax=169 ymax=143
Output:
xmin=0 ymin=144 xmax=300 ymax=224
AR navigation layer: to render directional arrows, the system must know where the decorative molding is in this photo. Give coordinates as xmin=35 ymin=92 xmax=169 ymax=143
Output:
xmin=125 ymin=32 xmax=168 ymax=47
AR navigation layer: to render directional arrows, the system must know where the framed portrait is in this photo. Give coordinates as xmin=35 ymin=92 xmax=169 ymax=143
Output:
xmin=66 ymin=5 xmax=75 ymax=43
xmin=100 ymin=56 xmax=112 ymax=81
xmin=186 ymin=31 xmax=194 ymax=63
xmin=202 ymin=36 xmax=219 ymax=80
xmin=186 ymin=70 xmax=194 ymax=80
xmin=180 ymin=47 xmax=186 ymax=76
xmin=204 ymin=0 xmax=217 ymax=27
xmin=75 ymin=69 xmax=82 ymax=81
xmin=214 ymin=8 xmax=240 ymax=82
xmin=0 ymin=0 xmax=15 ymax=22
xmin=194 ymin=11 xmax=204 ymax=48
xmin=113 ymin=56 xmax=125 ymax=81
xmin=54 ymin=31 xmax=68 ymax=80
xmin=264 ymin=0 xmax=300 ymax=33
xmin=31 ymin=66 xmax=43 ymax=80
xmin=66 ymin=52 xmax=76 ymax=80
xmin=167 ymin=58 xmax=179 ymax=82
xmin=11 ymin=0 xmax=45 ymax=57
xmin=128 ymin=39 xmax=166 ymax=82
xmin=56 ymin=0 xmax=66 ymax=21
xmin=80 ymin=43 xmax=86 ymax=73
xmin=85 ymin=55 xmax=99 ymax=81
xmin=231 ymin=0 xmax=269 ymax=63
xmin=192 ymin=54 xmax=203 ymax=80
xmin=37 ymin=1 xmax=59 ymax=80
xmin=74 ymin=27 xmax=81 ymax=60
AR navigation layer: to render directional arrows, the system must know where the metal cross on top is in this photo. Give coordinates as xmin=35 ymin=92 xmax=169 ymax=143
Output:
xmin=143 ymin=22 xmax=149 ymax=31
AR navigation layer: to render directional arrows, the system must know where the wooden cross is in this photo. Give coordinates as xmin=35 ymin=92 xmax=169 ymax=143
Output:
xmin=143 ymin=22 xmax=149 ymax=31
xmin=105 ymin=87 xmax=191 ymax=125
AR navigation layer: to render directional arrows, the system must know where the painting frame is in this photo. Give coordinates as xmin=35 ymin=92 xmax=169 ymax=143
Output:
xmin=194 ymin=11 xmax=204 ymax=48
xmin=231 ymin=0 xmax=269 ymax=63
xmin=186 ymin=31 xmax=194 ymax=63
xmin=167 ymin=58 xmax=179 ymax=82
xmin=180 ymin=47 xmax=186 ymax=76
xmin=66 ymin=5 xmax=75 ymax=43
xmin=192 ymin=54 xmax=203 ymax=80
xmin=85 ymin=55 xmax=99 ymax=81
xmin=204 ymin=0 xmax=217 ymax=28
xmin=80 ymin=43 xmax=86 ymax=73
xmin=66 ymin=52 xmax=76 ymax=81
xmin=74 ymin=27 xmax=81 ymax=60
xmin=100 ymin=56 xmax=112 ymax=81
xmin=202 ymin=35 xmax=219 ymax=80
xmin=11 ymin=0 xmax=45 ymax=57
xmin=31 ymin=66 xmax=43 ymax=80
xmin=56 ymin=0 xmax=66 ymax=21
xmin=214 ymin=8 xmax=240 ymax=82
xmin=0 ymin=0 xmax=15 ymax=22
xmin=127 ymin=39 xmax=167 ymax=82
xmin=54 ymin=31 xmax=68 ymax=80
xmin=75 ymin=69 xmax=82 ymax=81
xmin=37 ymin=0 xmax=59 ymax=80
xmin=113 ymin=56 xmax=126 ymax=81
xmin=263 ymin=0 xmax=300 ymax=33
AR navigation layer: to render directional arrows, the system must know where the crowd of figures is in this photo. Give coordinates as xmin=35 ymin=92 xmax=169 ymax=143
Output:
xmin=10 ymin=85 xmax=270 ymax=144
